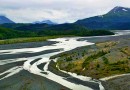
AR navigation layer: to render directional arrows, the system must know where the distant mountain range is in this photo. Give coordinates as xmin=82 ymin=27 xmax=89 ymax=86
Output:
xmin=33 ymin=20 xmax=57 ymax=25
xmin=1 ymin=6 xmax=130 ymax=30
xmin=0 ymin=16 xmax=14 ymax=24
xmin=75 ymin=6 xmax=130 ymax=30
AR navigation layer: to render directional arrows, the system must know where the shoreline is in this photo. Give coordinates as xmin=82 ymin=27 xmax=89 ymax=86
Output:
xmin=100 ymin=73 xmax=130 ymax=81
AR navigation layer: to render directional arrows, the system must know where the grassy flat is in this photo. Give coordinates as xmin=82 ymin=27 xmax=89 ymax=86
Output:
xmin=55 ymin=38 xmax=130 ymax=79
xmin=0 ymin=36 xmax=72 ymax=45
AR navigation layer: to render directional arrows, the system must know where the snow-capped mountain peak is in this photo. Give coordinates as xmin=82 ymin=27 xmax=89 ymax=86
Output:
xmin=108 ymin=6 xmax=130 ymax=14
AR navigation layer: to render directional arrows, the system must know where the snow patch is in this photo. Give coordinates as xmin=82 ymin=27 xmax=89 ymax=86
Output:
xmin=122 ymin=9 xmax=128 ymax=11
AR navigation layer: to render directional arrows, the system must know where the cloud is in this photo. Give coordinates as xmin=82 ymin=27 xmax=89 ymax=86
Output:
xmin=0 ymin=0 xmax=130 ymax=23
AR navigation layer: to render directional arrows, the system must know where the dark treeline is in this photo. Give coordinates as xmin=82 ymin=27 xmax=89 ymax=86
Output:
xmin=38 ymin=29 xmax=114 ymax=36
xmin=0 ymin=23 xmax=114 ymax=40
xmin=0 ymin=27 xmax=36 ymax=39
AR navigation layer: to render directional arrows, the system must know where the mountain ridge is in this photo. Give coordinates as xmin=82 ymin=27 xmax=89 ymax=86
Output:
xmin=0 ymin=15 xmax=14 ymax=24
xmin=75 ymin=6 xmax=130 ymax=30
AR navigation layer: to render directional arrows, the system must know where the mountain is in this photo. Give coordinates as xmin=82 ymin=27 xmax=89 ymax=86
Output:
xmin=0 ymin=23 xmax=114 ymax=40
xmin=108 ymin=6 xmax=130 ymax=16
xmin=0 ymin=23 xmax=52 ymax=32
xmin=34 ymin=20 xmax=57 ymax=25
xmin=13 ymin=23 xmax=50 ymax=31
xmin=37 ymin=23 xmax=114 ymax=36
xmin=0 ymin=16 xmax=14 ymax=24
xmin=41 ymin=23 xmax=87 ymax=31
xmin=0 ymin=26 xmax=37 ymax=39
xmin=1 ymin=22 xmax=87 ymax=32
xmin=75 ymin=6 xmax=130 ymax=30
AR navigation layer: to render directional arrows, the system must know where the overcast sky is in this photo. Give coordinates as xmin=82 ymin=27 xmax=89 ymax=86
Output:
xmin=0 ymin=0 xmax=130 ymax=23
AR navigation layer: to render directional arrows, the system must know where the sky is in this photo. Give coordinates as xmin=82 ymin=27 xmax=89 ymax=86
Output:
xmin=0 ymin=0 xmax=130 ymax=23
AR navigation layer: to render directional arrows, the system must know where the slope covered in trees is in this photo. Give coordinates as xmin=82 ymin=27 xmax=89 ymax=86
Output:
xmin=0 ymin=23 xmax=114 ymax=44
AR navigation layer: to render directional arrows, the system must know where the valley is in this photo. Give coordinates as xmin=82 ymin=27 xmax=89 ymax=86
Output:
xmin=0 ymin=31 xmax=129 ymax=90
xmin=0 ymin=4 xmax=130 ymax=90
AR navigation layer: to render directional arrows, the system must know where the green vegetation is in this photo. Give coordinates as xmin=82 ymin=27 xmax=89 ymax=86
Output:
xmin=55 ymin=40 xmax=130 ymax=79
xmin=0 ymin=27 xmax=37 ymax=40
xmin=38 ymin=29 xmax=114 ymax=36
xmin=82 ymin=50 xmax=109 ymax=68
xmin=0 ymin=24 xmax=114 ymax=44
xmin=66 ymin=57 xmax=73 ymax=61
xmin=0 ymin=36 xmax=66 ymax=45
xmin=102 ymin=57 xmax=109 ymax=64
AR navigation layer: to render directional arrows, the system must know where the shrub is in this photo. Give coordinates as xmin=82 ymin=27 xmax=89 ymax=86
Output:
xmin=66 ymin=56 xmax=72 ymax=61
xmin=102 ymin=57 xmax=109 ymax=64
xmin=82 ymin=50 xmax=109 ymax=68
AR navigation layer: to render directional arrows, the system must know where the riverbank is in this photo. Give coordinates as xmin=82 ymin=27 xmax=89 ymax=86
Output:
xmin=0 ymin=36 xmax=66 ymax=45
xmin=0 ymin=70 xmax=69 ymax=90
xmin=101 ymin=74 xmax=130 ymax=90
